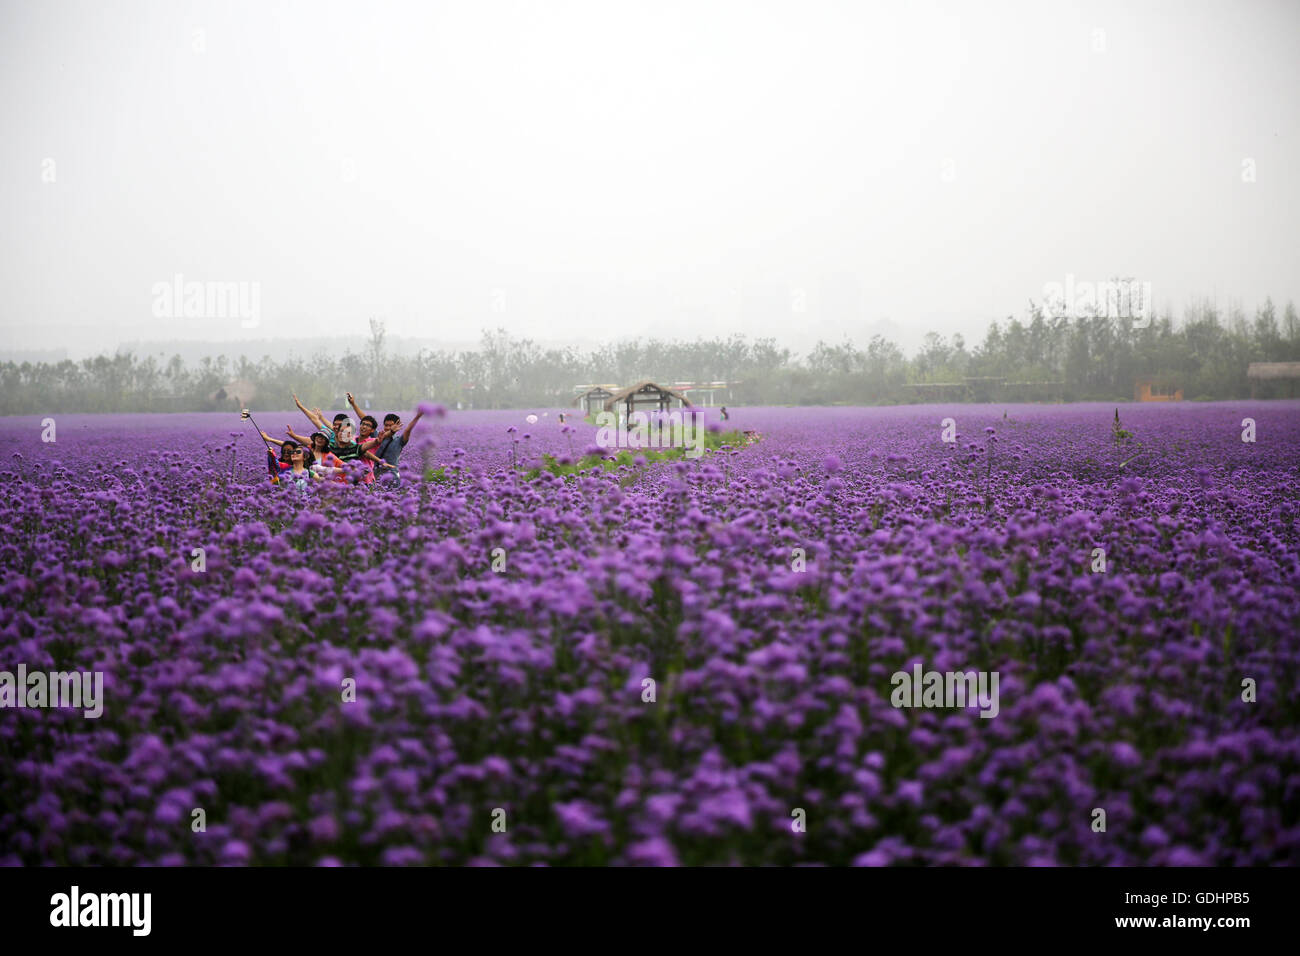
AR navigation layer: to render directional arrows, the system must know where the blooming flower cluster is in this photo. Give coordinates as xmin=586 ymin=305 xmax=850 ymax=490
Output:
xmin=1 ymin=402 xmax=1297 ymax=866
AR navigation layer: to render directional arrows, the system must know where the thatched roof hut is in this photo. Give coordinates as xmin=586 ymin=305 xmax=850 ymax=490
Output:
xmin=603 ymin=381 xmax=695 ymax=416
xmin=1247 ymin=362 xmax=1300 ymax=380
xmin=1247 ymin=362 xmax=1300 ymax=398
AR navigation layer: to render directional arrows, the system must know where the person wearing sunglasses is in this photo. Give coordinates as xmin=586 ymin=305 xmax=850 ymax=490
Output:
xmin=283 ymin=444 xmax=315 ymax=490
xmin=264 ymin=437 xmax=299 ymax=485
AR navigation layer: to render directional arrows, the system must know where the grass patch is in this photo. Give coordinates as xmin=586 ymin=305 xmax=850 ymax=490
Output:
xmin=525 ymin=429 xmax=756 ymax=480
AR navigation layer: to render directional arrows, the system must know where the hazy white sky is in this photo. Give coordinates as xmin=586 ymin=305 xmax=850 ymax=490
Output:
xmin=1 ymin=0 xmax=1297 ymax=357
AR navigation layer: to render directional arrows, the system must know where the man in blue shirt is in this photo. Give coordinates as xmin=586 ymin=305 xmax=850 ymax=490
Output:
xmin=372 ymin=408 xmax=425 ymax=485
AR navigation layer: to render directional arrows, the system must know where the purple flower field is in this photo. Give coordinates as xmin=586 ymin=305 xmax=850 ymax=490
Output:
xmin=1 ymin=402 xmax=1298 ymax=866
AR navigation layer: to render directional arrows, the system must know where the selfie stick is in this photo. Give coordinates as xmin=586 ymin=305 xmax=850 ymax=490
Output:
xmin=241 ymin=408 xmax=275 ymax=452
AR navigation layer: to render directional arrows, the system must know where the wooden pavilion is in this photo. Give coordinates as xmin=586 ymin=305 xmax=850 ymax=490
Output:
xmin=574 ymin=385 xmax=619 ymax=416
xmin=603 ymin=381 xmax=695 ymax=417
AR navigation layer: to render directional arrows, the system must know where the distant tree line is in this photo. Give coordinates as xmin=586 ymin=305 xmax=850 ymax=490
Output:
xmin=3 ymin=299 xmax=1299 ymax=415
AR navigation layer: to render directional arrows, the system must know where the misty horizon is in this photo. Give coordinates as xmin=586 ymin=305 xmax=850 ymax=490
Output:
xmin=3 ymin=0 xmax=1298 ymax=359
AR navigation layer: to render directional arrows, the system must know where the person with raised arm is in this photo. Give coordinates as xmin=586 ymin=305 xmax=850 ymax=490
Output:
xmin=294 ymin=393 xmax=348 ymax=447
xmin=261 ymin=430 xmax=316 ymax=464
xmin=264 ymin=437 xmax=313 ymax=485
xmin=328 ymin=418 xmax=385 ymax=485
xmin=371 ymin=407 xmax=425 ymax=486
xmin=293 ymin=392 xmax=326 ymax=431
xmin=284 ymin=425 xmax=331 ymax=459
xmin=344 ymin=391 xmax=389 ymax=451
xmin=346 ymin=391 xmax=367 ymax=426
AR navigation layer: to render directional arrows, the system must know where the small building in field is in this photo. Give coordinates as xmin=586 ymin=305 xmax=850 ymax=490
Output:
xmin=1247 ymin=362 xmax=1300 ymax=398
xmin=900 ymin=379 xmax=1062 ymax=403
xmin=962 ymin=376 xmax=1007 ymax=402
xmin=900 ymin=382 xmax=969 ymax=403
xmin=603 ymin=381 xmax=695 ymax=417
xmin=671 ymin=381 xmax=739 ymax=407
xmin=208 ymin=379 xmax=257 ymax=407
xmin=1134 ymin=378 xmax=1182 ymax=402
xmin=1001 ymin=381 xmax=1065 ymax=403
xmin=574 ymin=384 xmax=618 ymax=416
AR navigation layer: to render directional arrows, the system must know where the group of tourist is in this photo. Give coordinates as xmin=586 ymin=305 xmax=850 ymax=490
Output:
xmin=259 ymin=392 xmax=423 ymax=490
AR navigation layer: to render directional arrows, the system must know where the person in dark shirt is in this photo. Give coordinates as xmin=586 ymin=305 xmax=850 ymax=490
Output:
xmin=370 ymin=408 xmax=425 ymax=486
xmin=329 ymin=419 xmax=384 ymax=485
